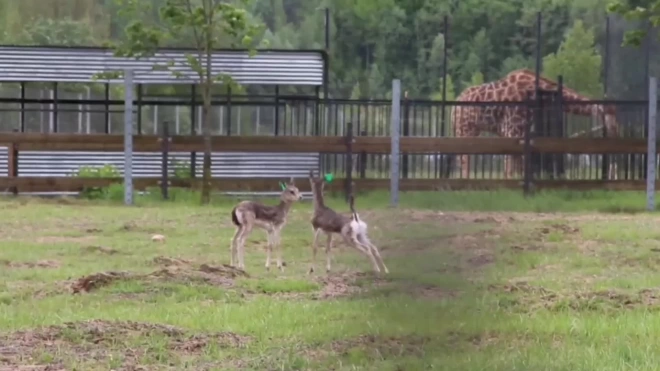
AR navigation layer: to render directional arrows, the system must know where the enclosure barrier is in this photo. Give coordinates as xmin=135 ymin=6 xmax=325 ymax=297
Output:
xmin=0 ymin=132 xmax=657 ymax=197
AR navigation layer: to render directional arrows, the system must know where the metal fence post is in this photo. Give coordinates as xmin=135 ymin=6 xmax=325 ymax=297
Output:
xmin=402 ymin=91 xmax=410 ymax=179
xmin=523 ymin=91 xmax=533 ymax=197
xmin=390 ymin=80 xmax=401 ymax=207
xmin=345 ymin=122 xmax=354 ymax=202
xmin=359 ymin=130 xmax=367 ymax=178
xmin=647 ymin=76 xmax=657 ymax=211
xmin=556 ymin=75 xmax=565 ymax=179
xmin=8 ymin=129 xmax=18 ymax=196
xmin=227 ymin=85 xmax=233 ymax=136
xmin=123 ymin=69 xmax=134 ymax=206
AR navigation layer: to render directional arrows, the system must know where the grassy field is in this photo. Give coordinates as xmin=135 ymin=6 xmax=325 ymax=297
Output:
xmin=1 ymin=189 xmax=660 ymax=370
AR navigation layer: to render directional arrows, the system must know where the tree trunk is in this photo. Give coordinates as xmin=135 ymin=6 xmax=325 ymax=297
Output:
xmin=201 ymin=82 xmax=212 ymax=205
xmin=201 ymin=0 xmax=214 ymax=205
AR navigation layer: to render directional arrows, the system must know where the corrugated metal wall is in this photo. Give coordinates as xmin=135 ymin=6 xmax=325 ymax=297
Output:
xmin=0 ymin=46 xmax=325 ymax=85
xmin=0 ymin=149 xmax=320 ymax=197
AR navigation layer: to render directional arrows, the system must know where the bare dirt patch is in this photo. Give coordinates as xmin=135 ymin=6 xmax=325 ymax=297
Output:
xmin=118 ymin=221 xmax=164 ymax=235
xmin=411 ymin=285 xmax=457 ymax=299
xmin=489 ymin=281 xmax=660 ymax=312
xmin=71 ymin=271 xmax=132 ymax=294
xmin=0 ymin=260 xmax=60 ymax=269
xmin=151 ymin=256 xmax=191 ymax=266
xmin=510 ymin=243 xmax=549 ymax=252
xmin=300 ymin=334 xmax=429 ymax=364
xmin=0 ymin=319 xmax=251 ymax=370
xmin=71 ymin=257 xmax=249 ymax=294
xmin=535 ymin=223 xmax=580 ymax=238
xmin=312 ymin=272 xmax=388 ymax=300
xmin=379 ymin=211 xmax=519 ymax=231
xmin=467 ymin=251 xmax=495 ymax=268
xmin=330 ymin=334 xmax=429 ymax=358
xmin=80 ymin=245 xmax=120 ymax=255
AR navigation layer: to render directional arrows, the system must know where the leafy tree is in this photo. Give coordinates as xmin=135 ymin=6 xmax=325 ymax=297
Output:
xmin=19 ymin=17 xmax=97 ymax=46
xmin=542 ymin=20 xmax=604 ymax=97
xmin=106 ymin=0 xmax=263 ymax=204
xmin=500 ymin=54 xmax=534 ymax=76
xmin=350 ymin=82 xmax=362 ymax=99
xmin=0 ymin=0 xmax=643 ymax=101
xmin=424 ymin=33 xmax=446 ymax=93
xmin=607 ymin=0 xmax=655 ymax=45
xmin=430 ymin=75 xmax=456 ymax=100
xmin=470 ymin=71 xmax=485 ymax=86
xmin=456 ymin=52 xmax=481 ymax=90
xmin=366 ymin=63 xmax=385 ymax=99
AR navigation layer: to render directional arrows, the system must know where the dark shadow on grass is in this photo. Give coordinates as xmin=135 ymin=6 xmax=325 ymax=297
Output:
xmin=597 ymin=205 xmax=645 ymax=214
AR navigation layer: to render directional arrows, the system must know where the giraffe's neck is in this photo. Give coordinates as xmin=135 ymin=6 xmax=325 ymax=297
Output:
xmin=533 ymin=75 xmax=618 ymax=136
xmin=533 ymin=77 xmax=600 ymax=117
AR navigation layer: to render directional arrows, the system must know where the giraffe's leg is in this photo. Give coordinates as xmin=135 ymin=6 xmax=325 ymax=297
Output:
xmin=453 ymin=106 xmax=480 ymax=179
xmin=501 ymin=109 xmax=527 ymax=179
xmin=456 ymin=127 xmax=480 ymax=179
xmin=511 ymin=154 xmax=523 ymax=178
xmin=503 ymin=155 xmax=520 ymax=179
xmin=503 ymin=156 xmax=511 ymax=179
xmin=460 ymin=154 xmax=469 ymax=179
xmin=610 ymin=160 xmax=618 ymax=180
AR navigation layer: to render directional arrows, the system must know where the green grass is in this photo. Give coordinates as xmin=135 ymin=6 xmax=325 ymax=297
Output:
xmin=100 ymin=184 xmax=659 ymax=213
xmin=1 ymin=189 xmax=660 ymax=369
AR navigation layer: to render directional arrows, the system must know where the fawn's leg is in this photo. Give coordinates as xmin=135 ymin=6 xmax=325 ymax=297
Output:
xmin=265 ymin=227 xmax=274 ymax=271
xmin=230 ymin=226 xmax=242 ymax=267
xmin=343 ymin=234 xmax=380 ymax=273
xmin=360 ymin=235 xmax=389 ymax=274
xmin=238 ymin=224 xmax=252 ymax=270
xmin=274 ymin=227 xmax=284 ymax=272
xmin=308 ymin=228 xmax=322 ymax=274
xmin=325 ymin=232 xmax=333 ymax=272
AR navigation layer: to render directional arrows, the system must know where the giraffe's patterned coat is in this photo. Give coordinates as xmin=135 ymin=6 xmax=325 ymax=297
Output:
xmin=452 ymin=69 xmax=620 ymax=179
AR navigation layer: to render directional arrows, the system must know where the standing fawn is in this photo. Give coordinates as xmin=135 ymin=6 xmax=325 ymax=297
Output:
xmin=308 ymin=171 xmax=389 ymax=274
xmin=230 ymin=178 xmax=302 ymax=271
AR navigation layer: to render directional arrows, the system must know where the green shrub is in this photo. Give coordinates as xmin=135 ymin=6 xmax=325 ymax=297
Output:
xmin=72 ymin=164 xmax=122 ymax=200
xmin=170 ymin=159 xmax=192 ymax=179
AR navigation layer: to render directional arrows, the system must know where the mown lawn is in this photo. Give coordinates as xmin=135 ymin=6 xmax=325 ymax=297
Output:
xmin=0 ymin=190 xmax=659 ymax=370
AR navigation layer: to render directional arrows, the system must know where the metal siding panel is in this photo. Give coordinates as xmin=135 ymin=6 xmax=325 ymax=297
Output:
xmin=1 ymin=149 xmax=319 ymax=179
xmin=0 ymin=47 xmax=324 ymax=85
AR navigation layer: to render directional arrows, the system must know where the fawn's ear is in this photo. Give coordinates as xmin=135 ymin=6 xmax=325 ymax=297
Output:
xmin=288 ymin=177 xmax=295 ymax=185
xmin=279 ymin=182 xmax=286 ymax=190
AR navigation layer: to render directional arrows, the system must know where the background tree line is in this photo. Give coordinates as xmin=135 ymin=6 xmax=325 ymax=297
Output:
xmin=0 ymin=0 xmax=656 ymax=101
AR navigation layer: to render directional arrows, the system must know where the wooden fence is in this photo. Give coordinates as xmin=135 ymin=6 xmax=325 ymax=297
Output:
xmin=0 ymin=132 xmax=657 ymax=196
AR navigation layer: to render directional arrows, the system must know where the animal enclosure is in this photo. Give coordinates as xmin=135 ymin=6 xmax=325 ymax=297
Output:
xmin=0 ymin=132 xmax=656 ymax=198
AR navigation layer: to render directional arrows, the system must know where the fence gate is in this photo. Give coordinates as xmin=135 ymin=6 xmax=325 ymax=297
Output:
xmin=532 ymin=89 xmax=565 ymax=180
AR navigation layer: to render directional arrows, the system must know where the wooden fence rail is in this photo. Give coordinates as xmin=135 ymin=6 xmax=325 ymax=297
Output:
xmin=0 ymin=133 xmax=656 ymax=195
xmin=0 ymin=133 xmax=653 ymax=154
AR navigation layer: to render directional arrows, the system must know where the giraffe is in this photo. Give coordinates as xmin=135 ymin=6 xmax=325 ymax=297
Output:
xmin=451 ymin=69 xmax=620 ymax=179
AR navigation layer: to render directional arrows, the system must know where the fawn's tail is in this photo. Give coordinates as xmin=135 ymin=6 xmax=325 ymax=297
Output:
xmin=349 ymin=195 xmax=360 ymax=222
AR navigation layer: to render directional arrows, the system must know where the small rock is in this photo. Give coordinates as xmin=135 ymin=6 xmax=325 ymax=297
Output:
xmin=151 ymin=234 xmax=166 ymax=242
